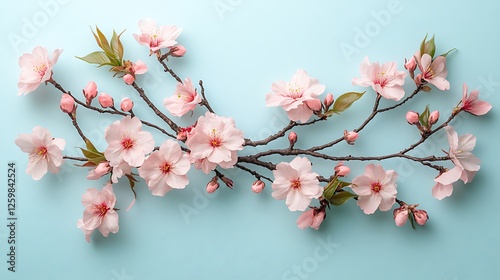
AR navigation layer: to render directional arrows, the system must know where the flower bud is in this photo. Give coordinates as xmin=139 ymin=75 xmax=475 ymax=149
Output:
xmin=206 ymin=178 xmax=219 ymax=194
xmin=343 ymin=130 xmax=358 ymax=145
xmin=323 ymin=93 xmax=334 ymax=108
xmin=406 ymin=111 xmax=420 ymax=125
xmin=393 ymin=206 xmax=409 ymax=227
xmin=170 ymin=45 xmax=187 ymax=57
xmin=221 ymin=176 xmax=234 ymax=188
xmin=123 ymin=74 xmax=135 ymax=85
xmin=94 ymin=161 xmax=111 ymax=177
xmin=305 ymin=98 xmax=322 ymax=111
xmin=288 ymin=131 xmax=297 ymax=146
xmin=60 ymin=94 xmax=75 ymax=114
xmin=311 ymin=211 xmax=325 ymax=230
xmin=98 ymin=93 xmax=114 ymax=108
xmin=251 ymin=180 xmax=265 ymax=193
xmin=120 ymin=98 xmax=134 ymax=112
xmin=297 ymin=209 xmax=325 ymax=230
xmin=428 ymin=110 xmax=439 ymax=125
xmin=413 ymin=209 xmax=429 ymax=226
xmin=334 ymin=161 xmax=350 ymax=177
xmin=83 ymin=81 xmax=97 ymax=105
xmin=404 ymin=57 xmax=417 ymax=72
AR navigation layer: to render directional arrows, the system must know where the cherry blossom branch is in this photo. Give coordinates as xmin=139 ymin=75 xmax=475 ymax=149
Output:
xmin=234 ymin=163 xmax=273 ymax=182
xmin=198 ymin=80 xmax=215 ymax=114
xmin=378 ymin=85 xmax=423 ymax=113
xmin=157 ymin=56 xmax=182 ymax=83
xmin=67 ymin=113 xmax=88 ymax=142
xmin=63 ymin=156 xmax=87 ymax=161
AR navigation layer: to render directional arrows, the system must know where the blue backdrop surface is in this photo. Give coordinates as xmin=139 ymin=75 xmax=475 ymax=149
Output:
xmin=1 ymin=1 xmax=499 ymax=279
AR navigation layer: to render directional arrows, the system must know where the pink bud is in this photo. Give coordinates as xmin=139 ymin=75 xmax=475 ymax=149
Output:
xmin=413 ymin=210 xmax=429 ymax=226
xmin=120 ymin=98 xmax=134 ymax=112
xmin=132 ymin=60 xmax=148 ymax=75
xmin=297 ymin=209 xmax=315 ymax=229
xmin=251 ymin=180 xmax=265 ymax=193
xmin=60 ymin=94 xmax=75 ymax=114
xmin=404 ymin=57 xmax=417 ymax=72
xmin=94 ymin=162 xmax=111 ymax=177
xmin=123 ymin=74 xmax=135 ymax=85
xmin=305 ymin=98 xmax=322 ymax=111
xmin=393 ymin=206 xmax=409 ymax=227
xmin=406 ymin=111 xmax=420 ymax=125
xmin=206 ymin=178 xmax=219 ymax=194
xmin=288 ymin=131 xmax=297 ymax=146
xmin=324 ymin=93 xmax=334 ymax=108
xmin=177 ymin=125 xmax=195 ymax=141
xmin=343 ymin=130 xmax=358 ymax=145
xmin=83 ymin=81 xmax=97 ymax=105
xmin=428 ymin=110 xmax=439 ymax=125
xmin=334 ymin=161 xmax=350 ymax=177
xmin=170 ymin=45 xmax=187 ymax=57
xmin=98 ymin=93 xmax=114 ymax=108
xmin=311 ymin=211 xmax=325 ymax=230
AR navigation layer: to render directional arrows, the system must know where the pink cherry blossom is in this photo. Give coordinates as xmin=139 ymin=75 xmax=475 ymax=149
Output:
xmin=352 ymin=57 xmax=407 ymax=101
xmin=415 ymin=54 xmax=449 ymax=90
xmin=164 ymin=78 xmax=201 ymax=117
xmin=265 ymin=69 xmax=325 ymax=123
xmin=432 ymin=165 xmax=462 ymax=200
xmin=77 ymin=184 xmax=119 ymax=242
xmin=15 ymin=126 xmax=65 ymax=180
xmin=271 ymin=157 xmax=323 ymax=211
xmin=104 ymin=116 xmax=154 ymax=167
xmin=350 ymin=164 xmax=398 ymax=214
xmin=460 ymin=83 xmax=492 ymax=116
xmin=138 ymin=140 xmax=190 ymax=196
xmin=18 ymin=46 xmax=62 ymax=95
xmin=186 ymin=112 xmax=244 ymax=173
xmin=132 ymin=60 xmax=148 ymax=75
xmin=133 ymin=18 xmax=182 ymax=54
xmin=83 ymin=81 xmax=97 ymax=105
xmin=110 ymin=160 xmax=133 ymax=184
xmin=297 ymin=209 xmax=325 ymax=230
xmin=444 ymin=126 xmax=480 ymax=172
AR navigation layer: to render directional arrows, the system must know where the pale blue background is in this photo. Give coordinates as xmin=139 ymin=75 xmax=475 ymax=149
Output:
xmin=1 ymin=1 xmax=499 ymax=279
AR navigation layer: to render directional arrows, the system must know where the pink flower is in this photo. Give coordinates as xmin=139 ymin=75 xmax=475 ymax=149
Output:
xmin=406 ymin=111 xmax=419 ymax=125
xmin=133 ymin=18 xmax=182 ymax=54
xmin=77 ymin=184 xmax=119 ymax=242
xmin=324 ymin=93 xmax=334 ymax=108
xmin=393 ymin=206 xmax=409 ymax=227
xmin=18 ymin=46 xmax=62 ymax=95
xmin=288 ymin=131 xmax=297 ymax=146
xmin=186 ymin=112 xmax=244 ymax=173
xmin=415 ymin=54 xmax=449 ymax=90
xmin=60 ymin=93 xmax=75 ymax=114
xmin=445 ymin=126 xmax=480 ymax=172
xmin=297 ymin=209 xmax=326 ymax=230
xmin=98 ymin=93 xmax=114 ymax=108
xmin=460 ymin=83 xmax=492 ymax=116
xmin=83 ymin=81 xmax=97 ymax=105
xmin=404 ymin=56 xmax=417 ymax=72
xmin=432 ymin=166 xmax=462 ymax=200
xmin=164 ymin=78 xmax=201 ymax=117
xmin=352 ymin=57 xmax=407 ymax=101
xmin=350 ymin=164 xmax=398 ymax=214
xmin=265 ymin=69 xmax=325 ymax=123
xmin=251 ymin=180 xmax=265 ymax=193
xmin=138 ymin=140 xmax=190 ymax=196
xmin=120 ymin=98 xmax=134 ymax=112
xmin=104 ymin=116 xmax=154 ymax=167
xmin=110 ymin=161 xmax=133 ymax=184
xmin=271 ymin=157 xmax=323 ymax=211
xmin=15 ymin=126 xmax=65 ymax=180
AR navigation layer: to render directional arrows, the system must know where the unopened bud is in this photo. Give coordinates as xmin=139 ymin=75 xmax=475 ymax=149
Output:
xmin=428 ymin=110 xmax=439 ymax=125
xmin=120 ymin=98 xmax=134 ymax=112
xmin=123 ymin=74 xmax=135 ymax=85
xmin=404 ymin=57 xmax=417 ymax=72
xmin=206 ymin=177 xmax=219 ymax=194
xmin=288 ymin=131 xmax=297 ymax=146
xmin=170 ymin=45 xmax=187 ymax=57
xmin=406 ymin=111 xmax=420 ymax=125
xmin=251 ymin=180 xmax=265 ymax=193
xmin=94 ymin=162 xmax=111 ymax=177
xmin=311 ymin=211 xmax=325 ymax=230
xmin=343 ymin=130 xmax=358 ymax=145
xmin=393 ymin=206 xmax=409 ymax=227
xmin=413 ymin=209 xmax=429 ymax=226
xmin=98 ymin=93 xmax=114 ymax=108
xmin=334 ymin=161 xmax=350 ymax=177
xmin=323 ymin=93 xmax=334 ymax=108
xmin=305 ymin=98 xmax=322 ymax=111
xmin=60 ymin=93 xmax=75 ymax=114
xmin=83 ymin=81 xmax=97 ymax=105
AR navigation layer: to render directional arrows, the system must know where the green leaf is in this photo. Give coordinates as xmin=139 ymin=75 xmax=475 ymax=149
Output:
xmin=110 ymin=29 xmax=125 ymax=61
xmin=328 ymin=191 xmax=357 ymax=206
xmin=85 ymin=139 xmax=99 ymax=154
xmin=419 ymin=34 xmax=428 ymax=56
xmin=440 ymin=48 xmax=456 ymax=58
xmin=326 ymin=91 xmax=365 ymax=116
xmin=76 ymin=51 xmax=111 ymax=65
xmin=419 ymin=105 xmax=430 ymax=128
xmin=93 ymin=26 xmax=114 ymax=57
xmin=424 ymin=35 xmax=436 ymax=57
xmin=78 ymin=147 xmax=106 ymax=165
xmin=126 ymin=174 xmax=139 ymax=199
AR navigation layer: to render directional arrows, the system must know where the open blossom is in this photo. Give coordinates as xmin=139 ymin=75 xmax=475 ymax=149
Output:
xmin=415 ymin=54 xmax=449 ymax=90
xmin=352 ymin=57 xmax=407 ymax=101
xmin=77 ymin=184 xmax=119 ymax=242
xmin=164 ymin=78 xmax=201 ymax=117
xmin=271 ymin=157 xmax=323 ymax=211
xmin=15 ymin=126 xmax=65 ymax=180
xmin=265 ymin=69 xmax=325 ymax=123
xmin=18 ymin=46 xmax=62 ymax=95
xmin=350 ymin=164 xmax=398 ymax=214
xmin=133 ymin=18 xmax=182 ymax=54
xmin=138 ymin=140 xmax=190 ymax=196
xmin=104 ymin=116 xmax=154 ymax=167
xmin=432 ymin=165 xmax=462 ymax=200
xmin=459 ymin=83 xmax=492 ymax=116
xmin=186 ymin=112 xmax=244 ymax=173
xmin=445 ymin=126 xmax=480 ymax=172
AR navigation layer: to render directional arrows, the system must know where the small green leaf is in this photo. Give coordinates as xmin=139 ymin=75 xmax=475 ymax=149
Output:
xmin=419 ymin=105 xmax=430 ymax=128
xmin=329 ymin=191 xmax=357 ymax=206
xmin=76 ymin=51 xmax=111 ymax=65
xmin=440 ymin=48 xmax=456 ymax=58
xmin=424 ymin=35 xmax=436 ymax=57
xmin=94 ymin=26 xmax=114 ymax=57
xmin=78 ymin=147 xmax=106 ymax=164
xmin=85 ymin=139 xmax=99 ymax=154
xmin=326 ymin=91 xmax=365 ymax=115
xmin=126 ymin=174 xmax=139 ymax=199
xmin=421 ymin=85 xmax=432 ymax=92
xmin=110 ymin=29 xmax=125 ymax=61
xmin=419 ymin=34 xmax=428 ymax=56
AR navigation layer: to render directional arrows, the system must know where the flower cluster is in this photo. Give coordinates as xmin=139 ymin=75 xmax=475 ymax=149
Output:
xmin=15 ymin=21 xmax=491 ymax=242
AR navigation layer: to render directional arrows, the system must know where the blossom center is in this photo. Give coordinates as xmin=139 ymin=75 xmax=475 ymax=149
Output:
xmin=371 ymin=181 xmax=382 ymax=193
xmin=288 ymin=82 xmax=304 ymax=99
xmin=94 ymin=203 xmax=110 ymax=217
xmin=36 ymin=146 xmax=48 ymax=157
xmin=160 ymin=162 xmax=172 ymax=174
xmin=209 ymin=129 xmax=222 ymax=148
xmin=121 ymin=137 xmax=135 ymax=150
xmin=425 ymin=67 xmax=436 ymax=79
xmin=33 ymin=63 xmax=48 ymax=77
xmin=290 ymin=179 xmax=301 ymax=189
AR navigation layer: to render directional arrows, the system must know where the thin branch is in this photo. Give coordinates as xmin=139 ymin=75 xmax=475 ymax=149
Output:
xmin=198 ymin=80 xmax=215 ymax=114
